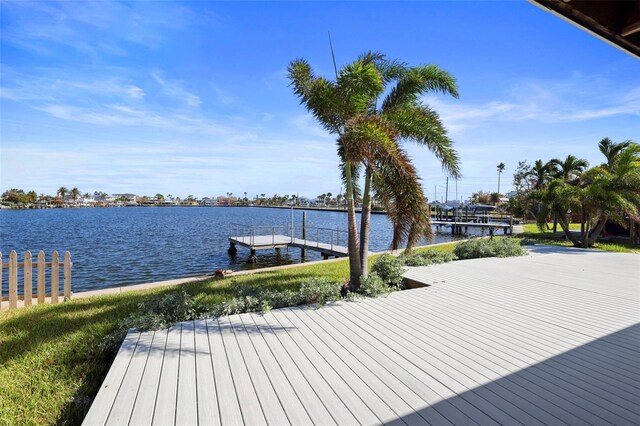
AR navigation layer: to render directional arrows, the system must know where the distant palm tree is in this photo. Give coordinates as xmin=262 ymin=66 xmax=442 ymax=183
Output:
xmin=599 ymin=137 xmax=633 ymax=172
xmin=57 ymin=187 xmax=68 ymax=198
xmin=496 ymin=162 xmax=505 ymax=195
xmin=70 ymin=188 xmax=80 ymax=206
xmin=528 ymin=160 xmax=554 ymax=190
xmin=155 ymin=194 xmax=164 ymax=205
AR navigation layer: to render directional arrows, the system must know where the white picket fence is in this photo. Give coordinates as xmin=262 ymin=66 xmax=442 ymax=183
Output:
xmin=0 ymin=250 xmax=72 ymax=310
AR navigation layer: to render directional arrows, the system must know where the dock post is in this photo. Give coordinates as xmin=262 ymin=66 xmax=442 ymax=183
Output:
xmin=249 ymin=249 xmax=257 ymax=263
xmin=301 ymin=212 xmax=307 ymax=258
xmin=227 ymin=242 xmax=237 ymax=255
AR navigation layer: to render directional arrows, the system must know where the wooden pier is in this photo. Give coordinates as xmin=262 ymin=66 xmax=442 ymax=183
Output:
xmin=228 ymin=223 xmax=348 ymax=262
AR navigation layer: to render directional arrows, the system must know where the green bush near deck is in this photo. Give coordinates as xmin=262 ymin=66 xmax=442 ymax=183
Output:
xmin=454 ymin=237 xmax=526 ymax=260
xmin=370 ymin=254 xmax=406 ymax=288
xmin=400 ymin=249 xmax=457 ymax=266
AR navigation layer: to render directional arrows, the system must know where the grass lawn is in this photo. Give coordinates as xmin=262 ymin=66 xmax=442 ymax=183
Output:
xmin=1 ymin=244 xmax=457 ymax=425
xmin=519 ymin=223 xmax=640 ymax=253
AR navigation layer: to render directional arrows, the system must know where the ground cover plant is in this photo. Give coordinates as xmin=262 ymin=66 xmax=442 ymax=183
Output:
xmin=454 ymin=237 xmax=526 ymax=260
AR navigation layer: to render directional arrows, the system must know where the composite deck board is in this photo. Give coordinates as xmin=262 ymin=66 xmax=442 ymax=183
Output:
xmin=128 ymin=329 xmax=167 ymax=426
xmin=85 ymin=247 xmax=640 ymax=425
xmin=151 ymin=324 xmax=181 ymax=425
xmin=402 ymin=291 xmax=640 ymax=393
xmin=375 ymin=294 xmax=640 ymax=423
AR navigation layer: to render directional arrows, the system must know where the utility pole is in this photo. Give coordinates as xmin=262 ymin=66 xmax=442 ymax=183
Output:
xmin=455 ymin=178 xmax=458 ymax=202
xmin=434 ymin=185 xmax=437 ymax=203
xmin=445 ymin=177 xmax=449 ymax=204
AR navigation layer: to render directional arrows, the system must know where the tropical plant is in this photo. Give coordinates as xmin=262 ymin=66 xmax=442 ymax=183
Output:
xmin=289 ymin=52 xmax=460 ymax=288
xmin=57 ymin=186 xmax=68 ymax=198
xmin=454 ymin=238 xmax=526 ymax=259
xmin=528 ymin=160 xmax=555 ymax=190
xmin=70 ymin=187 xmax=80 ymax=205
xmin=599 ymin=137 xmax=632 ymax=172
xmin=532 ymin=144 xmax=640 ymax=247
xmin=549 ymin=155 xmax=588 ymax=181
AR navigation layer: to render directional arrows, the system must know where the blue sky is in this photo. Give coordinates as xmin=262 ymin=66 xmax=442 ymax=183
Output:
xmin=1 ymin=1 xmax=638 ymax=201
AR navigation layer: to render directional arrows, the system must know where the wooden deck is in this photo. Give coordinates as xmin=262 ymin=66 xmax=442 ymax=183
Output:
xmin=84 ymin=246 xmax=640 ymax=425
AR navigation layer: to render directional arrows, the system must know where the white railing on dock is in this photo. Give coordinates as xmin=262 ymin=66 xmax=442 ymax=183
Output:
xmin=229 ymin=223 xmax=292 ymax=246
xmin=0 ymin=250 xmax=72 ymax=310
xmin=299 ymin=226 xmax=348 ymax=252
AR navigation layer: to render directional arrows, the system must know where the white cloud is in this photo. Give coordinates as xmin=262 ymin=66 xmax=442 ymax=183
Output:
xmin=151 ymin=71 xmax=202 ymax=107
xmin=424 ymin=79 xmax=640 ymax=135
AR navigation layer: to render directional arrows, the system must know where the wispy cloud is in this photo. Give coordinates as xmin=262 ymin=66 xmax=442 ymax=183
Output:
xmin=425 ymin=76 xmax=640 ymax=134
xmin=151 ymin=71 xmax=202 ymax=107
xmin=0 ymin=1 xmax=191 ymax=56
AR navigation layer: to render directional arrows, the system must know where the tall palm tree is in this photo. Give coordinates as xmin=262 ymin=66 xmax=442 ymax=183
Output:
xmin=57 ymin=187 xmax=68 ymax=199
xmin=599 ymin=137 xmax=632 ymax=172
xmin=496 ymin=162 xmax=505 ymax=194
xmin=289 ymin=52 xmax=460 ymax=286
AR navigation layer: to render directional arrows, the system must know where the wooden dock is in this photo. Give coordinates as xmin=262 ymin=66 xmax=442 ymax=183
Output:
xmin=84 ymin=246 xmax=640 ymax=425
xmin=228 ymin=223 xmax=349 ymax=261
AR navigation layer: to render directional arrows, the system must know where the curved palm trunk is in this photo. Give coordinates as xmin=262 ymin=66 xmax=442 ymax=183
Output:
xmin=359 ymin=166 xmax=373 ymax=277
xmin=557 ymin=216 xmax=581 ymax=247
xmin=345 ymin=162 xmax=362 ymax=289
xmin=588 ymin=215 xmax=608 ymax=246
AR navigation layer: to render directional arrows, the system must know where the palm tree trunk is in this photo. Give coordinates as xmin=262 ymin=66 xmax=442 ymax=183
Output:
xmin=359 ymin=166 xmax=373 ymax=277
xmin=588 ymin=216 xmax=608 ymax=246
xmin=557 ymin=216 xmax=580 ymax=247
xmin=345 ymin=162 xmax=362 ymax=289
xmin=581 ymin=210 xmax=590 ymax=248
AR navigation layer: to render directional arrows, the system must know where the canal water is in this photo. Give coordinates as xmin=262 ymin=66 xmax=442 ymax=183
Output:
xmin=0 ymin=207 xmax=472 ymax=293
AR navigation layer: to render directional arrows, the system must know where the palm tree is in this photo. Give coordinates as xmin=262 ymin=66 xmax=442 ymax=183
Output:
xmin=528 ymin=160 xmax=554 ymax=190
xmin=549 ymin=155 xmax=588 ymax=181
xmin=496 ymin=162 xmax=505 ymax=194
xmin=155 ymin=193 xmax=164 ymax=205
xmin=599 ymin=137 xmax=632 ymax=172
xmin=57 ymin=187 xmax=68 ymax=199
xmin=70 ymin=188 xmax=80 ymax=206
xmin=289 ymin=52 xmax=460 ymax=287
xmin=547 ymin=155 xmax=588 ymax=232
xmin=534 ymin=144 xmax=640 ymax=247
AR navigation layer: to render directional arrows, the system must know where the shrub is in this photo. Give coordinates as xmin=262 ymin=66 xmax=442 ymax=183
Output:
xmin=299 ymin=278 xmax=342 ymax=306
xmin=401 ymin=250 xmax=457 ymax=267
xmin=370 ymin=254 xmax=406 ymax=287
xmin=359 ymin=272 xmax=396 ymax=297
xmin=454 ymin=237 xmax=526 ymax=260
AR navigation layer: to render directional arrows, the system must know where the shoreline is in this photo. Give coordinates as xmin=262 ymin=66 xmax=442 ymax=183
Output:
xmin=70 ymin=240 xmax=458 ymax=300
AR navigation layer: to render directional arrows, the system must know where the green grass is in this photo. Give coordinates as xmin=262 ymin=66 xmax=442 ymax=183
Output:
xmin=0 ymin=259 xmax=353 ymax=425
xmin=519 ymin=223 xmax=640 ymax=253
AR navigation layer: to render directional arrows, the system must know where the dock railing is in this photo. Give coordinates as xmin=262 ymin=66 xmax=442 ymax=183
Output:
xmin=1 ymin=250 xmax=72 ymax=310
xmin=229 ymin=223 xmax=292 ymax=246
xmin=299 ymin=226 xmax=348 ymax=253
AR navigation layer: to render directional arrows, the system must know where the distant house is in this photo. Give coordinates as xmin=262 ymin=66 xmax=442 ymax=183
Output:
xmin=112 ymin=193 xmax=138 ymax=206
xmin=200 ymin=197 xmax=216 ymax=206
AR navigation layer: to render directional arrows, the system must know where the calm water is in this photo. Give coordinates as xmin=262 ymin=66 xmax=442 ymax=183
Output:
xmin=0 ymin=207 xmax=467 ymax=293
